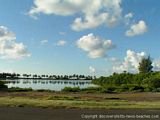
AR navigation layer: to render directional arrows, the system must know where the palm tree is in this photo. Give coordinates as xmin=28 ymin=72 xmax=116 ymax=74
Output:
xmin=23 ymin=74 xmax=27 ymax=78
xmin=33 ymin=74 xmax=37 ymax=79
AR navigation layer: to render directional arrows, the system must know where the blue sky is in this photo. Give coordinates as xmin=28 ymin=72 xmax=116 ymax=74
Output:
xmin=0 ymin=0 xmax=160 ymax=76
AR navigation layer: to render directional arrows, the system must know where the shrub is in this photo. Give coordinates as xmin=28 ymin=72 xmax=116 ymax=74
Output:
xmin=114 ymin=84 xmax=130 ymax=92
xmin=62 ymin=87 xmax=80 ymax=92
xmin=143 ymin=77 xmax=160 ymax=89
xmin=150 ymin=78 xmax=160 ymax=88
xmin=144 ymin=87 xmax=153 ymax=92
xmin=101 ymin=86 xmax=117 ymax=93
xmin=152 ymin=88 xmax=160 ymax=92
xmin=81 ymin=87 xmax=102 ymax=93
xmin=8 ymin=87 xmax=32 ymax=92
xmin=0 ymin=81 xmax=8 ymax=90
xmin=121 ymin=84 xmax=130 ymax=91
xmin=129 ymin=85 xmax=144 ymax=92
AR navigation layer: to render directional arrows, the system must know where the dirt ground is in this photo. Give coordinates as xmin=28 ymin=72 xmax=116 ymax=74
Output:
xmin=0 ymin=107 xmax=159 ymax=120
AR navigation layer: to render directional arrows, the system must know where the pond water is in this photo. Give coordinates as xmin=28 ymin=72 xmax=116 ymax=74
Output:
xmin=5 ymin=79 xmax=95 ymax=91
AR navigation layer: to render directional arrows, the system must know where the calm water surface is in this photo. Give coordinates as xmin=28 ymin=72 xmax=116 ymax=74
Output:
xmin=5 ymin=79 xmax=95 ymax=91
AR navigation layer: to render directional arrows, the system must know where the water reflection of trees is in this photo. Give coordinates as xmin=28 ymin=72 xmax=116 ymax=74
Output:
xmin=6 ymin=80 xmax=91 ymax=86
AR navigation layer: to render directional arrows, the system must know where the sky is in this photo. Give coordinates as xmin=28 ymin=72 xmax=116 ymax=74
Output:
xmin=0 ymin=0 xmax=160 ymax=76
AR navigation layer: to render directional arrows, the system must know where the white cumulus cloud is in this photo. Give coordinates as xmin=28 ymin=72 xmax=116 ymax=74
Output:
xmin=40 ymin=40 xmax=48 ymax=45
xmin=152 ymin=59 xmax=160 ymax=71
xmin=59 ymin=32 xmax=66 ymax=35
xmin=56 ymin=40 xmax=67 ymax=46
xmin=29 ymin=0 xmax=122 ymax=31
xmin=112 ymin=50 xmax=147 ymax=73
xmin=125 ymin=13 xmax=133 ymax=19
xmin=111 ymin=50 xmax=160 ymax=74
xmin=125 ymin=20 xmax=148 ymax=37
xmin=77 ymin=33 xmax=115 ymax=58
xmin=89 ymin=66 xmax=96 ymax=74
xmin=0 ymin=26 xmax=30 ymax=60
xmin=124 ymin=12 xmax=133 ymax=25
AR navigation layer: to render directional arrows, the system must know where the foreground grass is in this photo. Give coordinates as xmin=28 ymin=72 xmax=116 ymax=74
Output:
xmin=0 ymin=95 xmax=160 ymax=109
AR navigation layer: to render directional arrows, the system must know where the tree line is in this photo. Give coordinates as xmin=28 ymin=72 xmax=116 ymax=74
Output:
xmin=93 ymin=56 xmax=160 ymax=92
xmin=0 ymin=73 xmax=95 ymax=80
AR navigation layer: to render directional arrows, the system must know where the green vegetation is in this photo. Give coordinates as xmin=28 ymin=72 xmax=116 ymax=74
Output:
xmin=93 ymin=57 xmax=160 ymax=93
xmin=0 ymin=97 xmax=139 ymax=109
xmin=8 ymin=87 xmax=33 ymax=92
xmin=0 ymin=81 xmax=8 ymax=90
xmin=93 ymin=72 xmax=160 ymax=92
xmin=0 ymin=92 xmax=160 ymax=109
xmin=62 ymin=87 xmax=81 ymax=92
xmin=62 ymin=87 xmax=103 ymax=93
xmin=138 ymin=56 xmax=153 ymax=73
